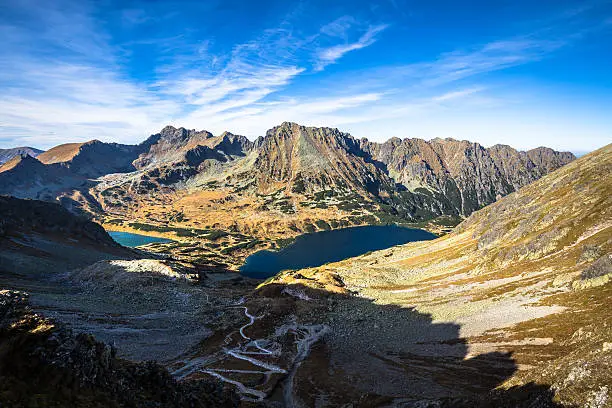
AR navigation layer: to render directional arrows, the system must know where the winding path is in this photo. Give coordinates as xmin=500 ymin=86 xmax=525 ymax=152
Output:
xmin=173 ymin=302 xmax=327 ymax=404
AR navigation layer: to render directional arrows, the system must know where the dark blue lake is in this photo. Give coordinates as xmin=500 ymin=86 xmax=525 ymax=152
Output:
xmin=108 ymin=231 xmax=173 ymax=247
xmin=240 ymin=225 xmax=436 ymax=279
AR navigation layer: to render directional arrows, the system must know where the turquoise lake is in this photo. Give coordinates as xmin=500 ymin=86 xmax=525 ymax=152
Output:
xmin=240 ymin=225 xmax=436 ymax=279
xmin=108 ymin=231 xmax=173 ymax=247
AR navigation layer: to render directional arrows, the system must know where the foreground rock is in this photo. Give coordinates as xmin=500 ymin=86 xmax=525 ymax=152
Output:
xmin=0 ymin=289 xmax=239 ymax=407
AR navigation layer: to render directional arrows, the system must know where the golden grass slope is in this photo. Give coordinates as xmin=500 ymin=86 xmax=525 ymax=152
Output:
xmin=0 ymin=155 xmax=23 ymax=173
xmin=37 ymin=141 xmax=88 ymax=164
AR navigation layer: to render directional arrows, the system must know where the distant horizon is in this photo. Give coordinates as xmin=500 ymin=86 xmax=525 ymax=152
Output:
xmin=0 ymin=120 xmax=603 ymax=157
xmin=1 ymin=0 xmax=610 ymax=153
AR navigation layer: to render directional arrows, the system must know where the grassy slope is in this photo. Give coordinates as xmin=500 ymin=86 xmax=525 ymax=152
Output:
xmin=264 ymin=144 xmax=611 ymax=406
xmin=37 ymin=142 xmax=86 ymax=164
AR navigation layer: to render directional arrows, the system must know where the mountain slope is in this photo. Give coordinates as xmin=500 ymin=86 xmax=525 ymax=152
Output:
xmin=0 ymin=196 xmax=133 ymax=276
xmin=0 ymin=154 xmax=83 ymax=201
xmin=38 ymin=140 xmax=143 ymax=178
xmin=0 ymin=146 xmax=43 ymax=165
xmin=243 ymin=143 xmax=611 ymax=406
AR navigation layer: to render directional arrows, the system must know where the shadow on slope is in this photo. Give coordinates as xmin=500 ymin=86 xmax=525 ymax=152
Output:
xmin=242 ymin=283 xmax=575 ymax=407
xmin=0 ymin=195 xmax=135 ymax=277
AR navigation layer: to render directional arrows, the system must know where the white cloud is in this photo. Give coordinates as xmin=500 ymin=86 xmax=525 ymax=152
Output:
xmin=315 ymin=24 xmax=389 ymax=71
xmin=0 ymin=2 xmax=396 ymax=147
xmin=193 ymin=92 xmax=386 ymax=136
xmin=319 ymin=15 xmax=357 ymax=38
xmin=0 ymin=61 xmax=178 ymax=145
xmin=431 ymin=87 xmax=485 ymax=102
xmin=379 ymin=38 xmax=567 ymax=88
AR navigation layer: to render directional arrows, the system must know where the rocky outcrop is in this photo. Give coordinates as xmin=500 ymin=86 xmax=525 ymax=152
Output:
xmin=252 ymin=122 xmax=393 ymax=195
xmin=0 ymin=146 xmax=43 ymax=165
xmin=135 ymin=126 xmax=253 ymax=169
xmin=0 ymin=289 xmax=239 ymax=407
xmin=135 ymin=126 xmax=215 ymax=168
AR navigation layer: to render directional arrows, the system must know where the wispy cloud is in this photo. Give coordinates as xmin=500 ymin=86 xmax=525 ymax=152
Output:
xmin=195 ymin=92 xmax=386 ymax=136
xmin=0 ymin=1 xmax=176 ymax=146
xmin=314 ymin=24 xmax=389 ymax=71
xmin=319 ymin=15 xmax=357 ymax=38
xmin=0 ymin=61 xmax=177 ymax=146
xmin=389 ymin=38 xmax=567 ymax=88
xmin=0 ymin=1 xmax=395 ymax=147
xmin=431 ymin=87 xmax=485 ymax=102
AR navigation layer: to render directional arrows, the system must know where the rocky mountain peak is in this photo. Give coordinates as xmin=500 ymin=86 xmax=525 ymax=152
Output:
xmin=251 ymin=123 xmax=390 ymax=195
xmin=134 ymin=126 xmax=216 ymax=168
xmin=0 ymin=122 xmax=578 ymax=229
xmin=158 ymin=126 xmax=214 ymax=144
xmin=526 ymin=146 xmax=576 ymax=172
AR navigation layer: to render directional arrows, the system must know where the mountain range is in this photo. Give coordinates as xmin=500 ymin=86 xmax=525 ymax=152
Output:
xmin=0 ymin=123 xmax=574 ymax=240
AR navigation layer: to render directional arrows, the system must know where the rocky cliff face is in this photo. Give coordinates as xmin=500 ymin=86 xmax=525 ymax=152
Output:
xmin=361 ymin=137 xmax=576 ymax=216
xmin=135 ymin=125 xmax=253 ymax=169
xmin=252 ymin=122 xmax=393 ymax=195
xmin=230 ymin=123 xmax=574 ymax=222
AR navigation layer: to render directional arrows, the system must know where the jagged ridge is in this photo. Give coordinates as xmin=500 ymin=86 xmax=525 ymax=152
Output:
xmin=0 ymin=122 xmax=575 ymax=234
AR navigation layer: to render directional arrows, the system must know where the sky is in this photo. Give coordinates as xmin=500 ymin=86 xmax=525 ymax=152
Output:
xmin=0 ymin=0 xmax=611 ymax=154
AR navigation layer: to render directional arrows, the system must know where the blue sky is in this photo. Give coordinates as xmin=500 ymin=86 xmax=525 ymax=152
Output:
xmin=0 ymin=0 xmax=610 ymax=153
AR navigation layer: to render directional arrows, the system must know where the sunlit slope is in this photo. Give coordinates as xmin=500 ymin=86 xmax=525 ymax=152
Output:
xmin=37 ymin=142 xmax=87 ymax=164
xmin=267 ymin=143 xmax=611 ymax=406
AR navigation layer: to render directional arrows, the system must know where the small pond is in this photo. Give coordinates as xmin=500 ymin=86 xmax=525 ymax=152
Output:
xmin=108 ymin=231 xmax=173 ymax=247
xmin=240 ymin=225 xmax=436 ymax=279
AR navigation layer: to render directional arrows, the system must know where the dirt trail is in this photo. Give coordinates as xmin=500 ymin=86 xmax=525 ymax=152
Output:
xmin=173 ymin=303 xmax=328 ymax=405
